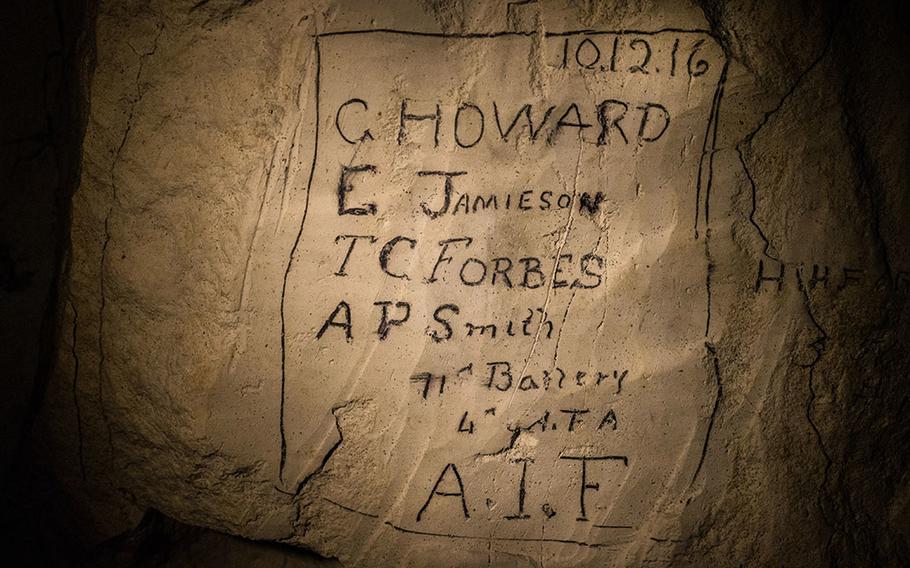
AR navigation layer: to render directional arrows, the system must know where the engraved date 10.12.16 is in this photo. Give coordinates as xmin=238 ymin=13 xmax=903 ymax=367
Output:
xmin=557 ymin=34 xmax=712 ymax=78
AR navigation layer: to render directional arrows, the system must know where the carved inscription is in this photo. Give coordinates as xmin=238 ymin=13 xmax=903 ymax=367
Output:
xmin=282 ymin=30 xmax=726 ymax=545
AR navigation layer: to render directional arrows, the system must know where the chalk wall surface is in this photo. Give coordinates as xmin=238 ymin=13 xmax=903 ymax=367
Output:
xmin=4 ymin=1 xmax=908 ymax=566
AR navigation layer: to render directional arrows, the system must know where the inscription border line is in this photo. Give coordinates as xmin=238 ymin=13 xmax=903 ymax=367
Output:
xmin=385 ymin=521 xmax=626 ymax=548
xmin=279 ymin=35 xmax=321 ymax=485
xmin=314 ymin=27 xmax=714 ymax=39
xmin=278 ymin=28 xmax=730 ymax=510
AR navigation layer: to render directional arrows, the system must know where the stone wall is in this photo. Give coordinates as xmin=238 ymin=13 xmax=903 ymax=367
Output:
xmin=4 ymin=0 xmax=909 ymax=566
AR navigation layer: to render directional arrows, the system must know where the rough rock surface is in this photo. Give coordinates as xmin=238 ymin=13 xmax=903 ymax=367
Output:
xmin=24 ymin=0 xmax=910 ymax=565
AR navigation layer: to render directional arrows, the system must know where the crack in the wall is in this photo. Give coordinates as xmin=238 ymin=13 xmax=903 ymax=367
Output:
xmin=736 ymin=14 xmax=837 ymax=261
xmin=718 ymin=26 xmax=849 ymax=552
xmin=506 ymin=141 xmax=582 ymax=415
xmin=238 ymin=139 xmax=280 ymax=312
xmin=276 ymin=113 xmax=302 ymax=234
xmin=695 ymin=2 xmax=848 ymax=559
xmin=738 ymin=148 xmax=779 ymax=262
xmin=68 ymin=298 xmax=86 ymax=481
xmin=474 ymin=427 xmax=521 ymax=460
xmin=690 ymin=342 xmax=723 ymax=487
xmin=294 ymin=400 xmax=355 ymax=496
xmin=794 ymin=267 xmax=835 ymax=557
xmin=736 ymin=39 xmax=842 ymax=559
xmin=98 ymin=22 xmax=164 ymax=455
xmin=277 ymin=400 xmax=358 ymax=545
xmin=321 ymin=495 xmax=379 ymax=519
